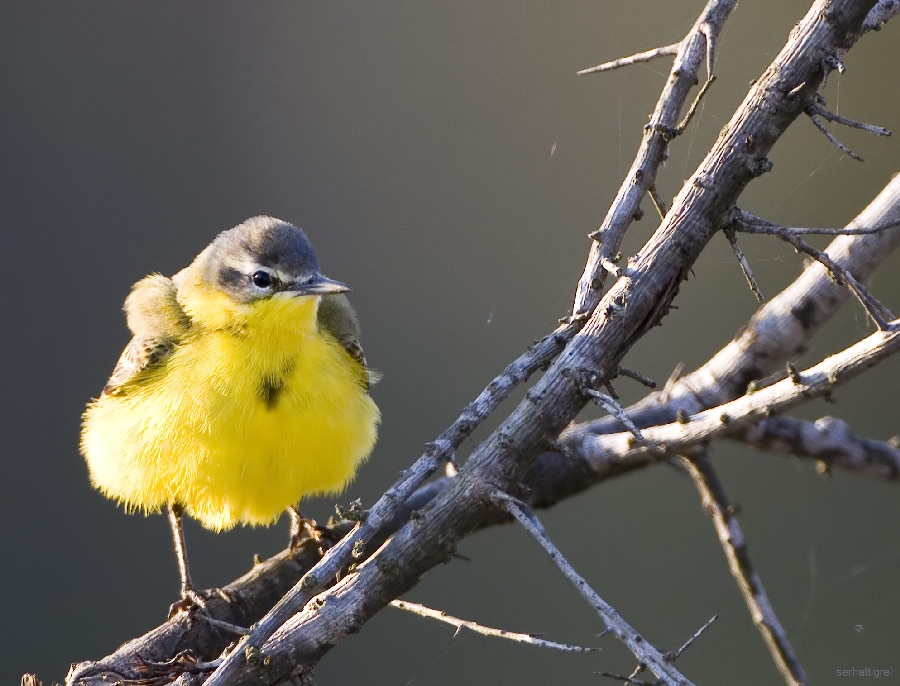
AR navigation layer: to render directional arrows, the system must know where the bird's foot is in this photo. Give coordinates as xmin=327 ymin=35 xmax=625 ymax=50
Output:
xmin=287 ymin=508 xmax=324 ymax=551
xmin=167 ymin=586 xmax=234 ymax=620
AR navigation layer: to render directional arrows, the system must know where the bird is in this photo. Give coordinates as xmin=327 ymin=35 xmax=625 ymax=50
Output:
xmin=80 ymin=215 xmax=380 ymax=608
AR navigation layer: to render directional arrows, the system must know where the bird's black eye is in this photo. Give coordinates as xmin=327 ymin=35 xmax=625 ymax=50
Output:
xmin=251 ymin=270 xmax=273 ymax=289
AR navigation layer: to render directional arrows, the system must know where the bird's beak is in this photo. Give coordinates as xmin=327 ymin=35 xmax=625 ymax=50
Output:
xmin=290 ymin=275 xmax=351 ymax=295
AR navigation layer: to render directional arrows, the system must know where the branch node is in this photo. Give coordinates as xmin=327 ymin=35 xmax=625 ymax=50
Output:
xmin=822 ymin=54 xmax=845 ymax=75
xmin=747 ymin=156 xmax=774 ymax=177
xmin=600 ymin=256 xmax=624 ymax=278
xmin=786 ymin=362 xmax=803 ymax=385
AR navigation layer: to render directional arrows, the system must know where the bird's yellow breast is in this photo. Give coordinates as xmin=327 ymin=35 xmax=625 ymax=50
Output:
xmin=81 ymin=291 xmax=379 ymax=531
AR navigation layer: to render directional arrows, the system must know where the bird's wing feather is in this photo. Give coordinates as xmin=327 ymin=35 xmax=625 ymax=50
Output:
xmin=317 ymin=293 xmax=378 ymax=389
xmin=102 ymin=274 xmax=191 ymax=396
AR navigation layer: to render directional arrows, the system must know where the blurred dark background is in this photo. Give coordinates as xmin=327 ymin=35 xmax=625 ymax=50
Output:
xmin=3 ymin=2 xmax=899 ymax=684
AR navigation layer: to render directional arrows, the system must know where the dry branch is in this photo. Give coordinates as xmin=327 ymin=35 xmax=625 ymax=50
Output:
xmin=65 ymin=2 xmax=893 ymax=685
xmin=574 ymin=0 xmax=738 ymax=315
xmin=733 ymin=209 xmax=898 ymax=330
xmin=577 ymin=43 xmax=679 ymax=75
xmin=390 ymin=599 xmax=595 ymax=653
xmin=565 ymin=173 xmax=900 ymax=442
xmin=730 ymin=415 xmax=900 ymax=478
xmin=565 ymin=322 xmax=900 ymax=472
xmin=203 ymin=4 xmax=881 ymax=684
xmin=491 ymin=491 xmax=693 ymax=685
xmin=682 ymin=454 xmax=808 ymax=685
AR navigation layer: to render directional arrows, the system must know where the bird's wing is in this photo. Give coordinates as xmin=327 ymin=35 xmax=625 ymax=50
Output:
xmin=102 ymin=274 xmax=191 ymax=396
xmin=317 ymin=292 xmax=379 ymax=390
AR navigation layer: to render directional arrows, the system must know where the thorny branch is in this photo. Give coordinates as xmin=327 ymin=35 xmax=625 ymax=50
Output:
xmin=565 ymin=322 xmax=900 ymax=473
xmin=565 ymin=173 xmax=900 ymax=444
xmin=491 ymin=491 xmax=693 ymax=686
xmin=390 ymin=600 xmax=595 ymax=653
xmin=596 ymin=616 xmax=717 ymax=685
xmin=574 ymin=0 xmax=738 ymax=315
xmin=60 ymin=2 xmax=899 ymax=686
xmin=682 ymin=454 xmax=808 ymax=685
xmin=733 ymin=209 xmax=898 ymax=330
xmin=730 ymin=415 xmax=900 ymax=479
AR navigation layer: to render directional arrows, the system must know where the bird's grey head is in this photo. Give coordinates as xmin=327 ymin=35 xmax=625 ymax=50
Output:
xmin=190 ymin=216 xmax=349 ymax=304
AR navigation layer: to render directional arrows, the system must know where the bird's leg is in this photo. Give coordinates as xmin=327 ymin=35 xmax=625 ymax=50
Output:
xmin=287 ymin=506 xmax=322 ymax=550
xmin=165 ymin=506 xmax=247 ymax=635
xmin=167 ymin=503 xmax=207 ymax=615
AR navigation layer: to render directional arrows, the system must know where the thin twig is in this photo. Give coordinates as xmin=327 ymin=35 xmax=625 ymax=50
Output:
xmin=578 ymin=43 xmax=679 ymax=74
xmin=807 ymin=97 xmax=891 ymax=137
xmin=667 ymin=615 xmax=719 ymax=660
xmin=584 ymin=388 xmax=644 ymax=440
xmin=738 ymin=220 xmax=900 ymax=236
xmin=723 ymin=227 xmax=765 ymax=302
xmin=808 ymin=113 xmax=864 ymax=160
xmin=734 ymin=210 xmax=898 ymax=330
xmin=674 ymin=20 xmax=719 ymax=135
xmin=490 ymin=491 xmax=695 ymax=686
xmin=681 ymin=454 xmax=808 ymax=685
xmin=617 ymin=366 xmax=657 ymax=389
xmin=390 ymin=599 xmax=595 ymax=653
xmin=699 ymin=21 xmax=716 ymax=79
xmin=676 ymin=75 xmax=717 ymax=133
xmin=202 ymin=617 xmax=250 ymax=636
xmin=648 ymin=184 xmax=668 ymax=219
xmin=599 ymin=670 xmax=656 ymax=685
xmin=782 ymin=235 xmax=895 ymax=329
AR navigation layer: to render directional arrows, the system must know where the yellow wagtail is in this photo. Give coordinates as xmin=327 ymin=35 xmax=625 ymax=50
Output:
xmin=81 ymin=216 xmax=380 ymax=607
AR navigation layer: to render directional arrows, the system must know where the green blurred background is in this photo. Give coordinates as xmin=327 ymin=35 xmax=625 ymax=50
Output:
xmin=3 ymin=2 xmax=899 ymax=684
